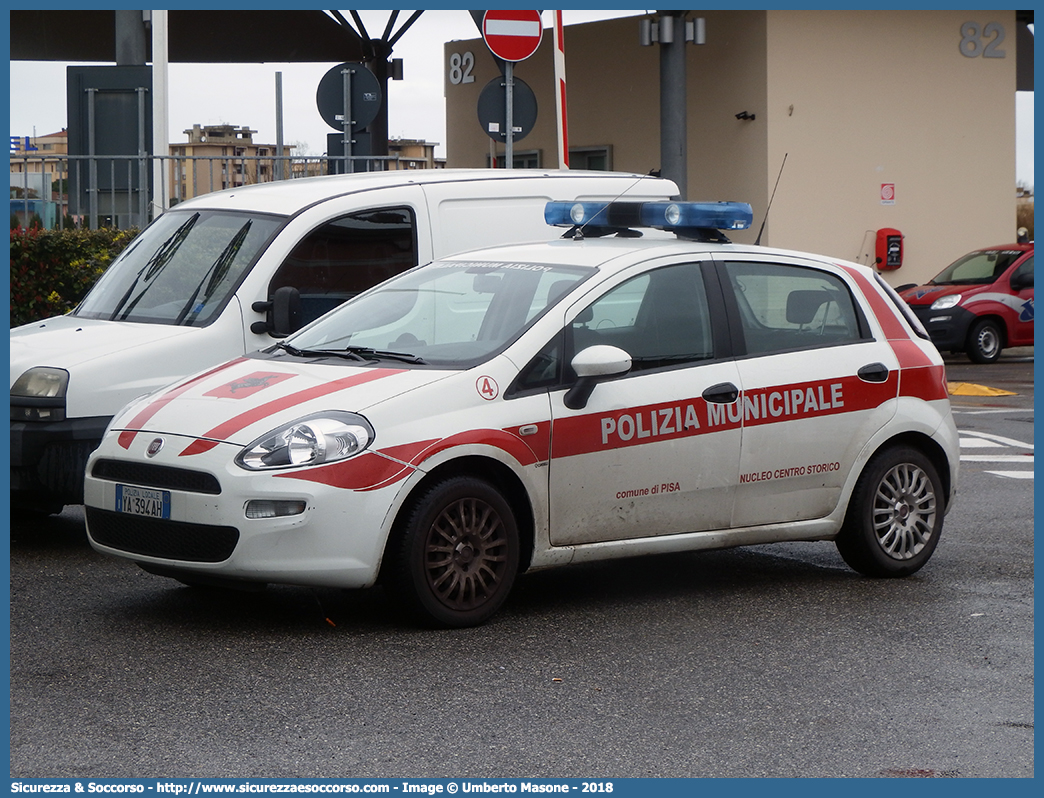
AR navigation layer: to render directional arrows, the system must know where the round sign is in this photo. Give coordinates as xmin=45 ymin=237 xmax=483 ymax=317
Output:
xmin=315 ymin=62 xmax=382 ymax=132
xmin=482 ymin=9 xmax=543 ymax=62
xmin=477 ymin=76 xmax=538 ymax=143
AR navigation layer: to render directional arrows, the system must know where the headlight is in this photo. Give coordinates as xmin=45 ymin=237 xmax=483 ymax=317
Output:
xmin=11 ymin=367 xmax=69 ymax=399
xmin=11 ymin=367 xmax=70 ymax=421
xmin=235 ymin=411 xmax=374 ymax=471
xmin=930 ymin=294 xmax=962 ymax=310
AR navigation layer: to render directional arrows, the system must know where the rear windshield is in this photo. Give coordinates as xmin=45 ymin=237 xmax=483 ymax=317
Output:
xmin=74 ymin=210 xmax=283 ymax=326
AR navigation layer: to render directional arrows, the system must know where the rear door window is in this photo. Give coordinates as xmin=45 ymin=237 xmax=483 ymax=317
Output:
xmin=720 ymin=261 xmax=867 ymax=355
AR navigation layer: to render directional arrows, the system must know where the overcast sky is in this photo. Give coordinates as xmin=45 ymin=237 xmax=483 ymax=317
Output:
xmin=8 ymin=9 xmax=1035 ymax=187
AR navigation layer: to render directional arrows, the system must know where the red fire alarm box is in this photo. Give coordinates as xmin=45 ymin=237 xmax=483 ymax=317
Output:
xmin=876 ymin=228 xmax=903 ymax=270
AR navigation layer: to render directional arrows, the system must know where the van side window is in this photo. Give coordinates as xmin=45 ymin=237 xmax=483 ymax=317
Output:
xmin=270 ymin=207 xmax=417 ymax=326
xmin=723 ymin=261 xmax=865 ymax=355
xmin=1010 ymin=255 xmax=1034 ymax=289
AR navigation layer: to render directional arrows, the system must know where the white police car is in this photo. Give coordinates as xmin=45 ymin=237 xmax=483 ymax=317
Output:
xmin=84 ymin=200 xmax=960 ymax=627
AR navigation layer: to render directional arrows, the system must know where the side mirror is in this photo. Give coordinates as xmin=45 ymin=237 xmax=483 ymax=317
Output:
xmin=1011 ymin=271 xmax=1033 ymax=291
xmin=250 ymin=286 xmax=302 ymax=337
xmin=563 ymin=345 xmax=632 ymax=410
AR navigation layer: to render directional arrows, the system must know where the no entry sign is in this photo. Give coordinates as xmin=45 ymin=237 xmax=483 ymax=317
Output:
xmin=482 ymin=10 xmax=543 ymax=62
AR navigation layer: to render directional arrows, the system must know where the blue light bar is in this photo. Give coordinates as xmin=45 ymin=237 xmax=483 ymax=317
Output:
xmin=544 ymin=201 xmax=620 ymax=227
xmin=545 ymin=200 xmax=753 ymax=231
xmin=641 ymin=201 xmax=753 ymax=231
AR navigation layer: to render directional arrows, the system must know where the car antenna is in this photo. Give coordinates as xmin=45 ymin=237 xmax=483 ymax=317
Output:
xmin=754 ymin=153 xmax=788 ymax=246
xmin=568 ymin=172 xmax=658 ymax=240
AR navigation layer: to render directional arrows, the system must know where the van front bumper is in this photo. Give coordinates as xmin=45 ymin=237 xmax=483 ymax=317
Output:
xmin=909 ymin=305 xmax=976 ymax=352
xmin=10 ymin=415 xmax=112 ymax=507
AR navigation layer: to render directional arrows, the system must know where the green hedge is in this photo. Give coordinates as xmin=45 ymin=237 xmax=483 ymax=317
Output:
xmin=10 ymin=226 xmax=139 ymax=328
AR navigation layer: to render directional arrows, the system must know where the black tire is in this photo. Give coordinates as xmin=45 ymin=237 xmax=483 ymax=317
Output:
xmin=11 ymin=503 xmax=64 ymax=519
xmin=388 ymin=476 xmax=520 ymax=628
xmin=966 ymin=318 xmax=1003 ymax=363
xmin=836 ymin=446 xmax=943 ymax=578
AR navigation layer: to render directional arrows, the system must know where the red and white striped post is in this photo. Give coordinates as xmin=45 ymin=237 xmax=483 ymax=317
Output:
xmin=553 ymin=10 xmax=569 ymax=169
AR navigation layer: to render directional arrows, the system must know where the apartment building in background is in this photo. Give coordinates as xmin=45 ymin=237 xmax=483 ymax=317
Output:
xmin=10 ymin=124 xmax=444 ymax=224
xmin=170 ymin=124 xmax=286 ymax=201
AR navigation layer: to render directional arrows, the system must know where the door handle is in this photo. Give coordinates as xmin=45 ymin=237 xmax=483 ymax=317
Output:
xmin=858 ymin=362 xmax=889 ymax=383
xmin=702 ymin=382 xmax=739 ymax=404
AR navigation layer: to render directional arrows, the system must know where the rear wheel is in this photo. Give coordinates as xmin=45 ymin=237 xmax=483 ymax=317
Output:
xmin=836 ymin=446 xmax=943 ymax=577
xmin=388 ymin=476 xmax=519 ymax=627
xmin=966 ymin=318 xmax=1003 ymax=363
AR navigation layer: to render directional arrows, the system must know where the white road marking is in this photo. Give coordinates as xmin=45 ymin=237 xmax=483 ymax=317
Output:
xmin=958 ymin=430 xmax=1034 ymax=480
xmin=984 ymin=471 xmax=1035 ymax=480
xmin=959 ymin=437 xmax=1003 ymax=448
xmin=960 ymin=454 xmax=1034 ymax=463
xmin=959 ymin=430 xmax=1033 ymax=450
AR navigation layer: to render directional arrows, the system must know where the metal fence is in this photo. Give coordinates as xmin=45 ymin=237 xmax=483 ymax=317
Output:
xmin=9 ymin=152 xmax=415 ymax=231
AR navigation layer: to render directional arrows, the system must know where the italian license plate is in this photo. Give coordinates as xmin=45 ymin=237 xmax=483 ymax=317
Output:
xmin=115 ymin=484 xmax=171 ymax=519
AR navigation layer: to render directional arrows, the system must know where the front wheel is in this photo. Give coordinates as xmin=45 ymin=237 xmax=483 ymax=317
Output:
xmin=836 ymin=446 xmax=944 ymax=577
xmin=966 ymin=318 xmax=1003 ymax=363
xmin=387 ymin=476 xmax=520 ymax=627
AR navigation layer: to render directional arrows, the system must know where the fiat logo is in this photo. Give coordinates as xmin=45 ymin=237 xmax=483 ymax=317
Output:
xmin=146 ymin=438 xmax=165 ymax=458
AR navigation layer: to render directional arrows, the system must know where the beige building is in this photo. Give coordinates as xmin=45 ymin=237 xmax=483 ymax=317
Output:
xmin=10 ymin=126 xmax=445 ymax=206
xmin=444 ymin=10 xmax=1027 ymax=287
xmin=169 ymin=124 xmax=288 ymax=201
xmin=387 ymin=138 xmax=444 ymax=170
xmin=10 ymin=129 xmax=69 ymax=185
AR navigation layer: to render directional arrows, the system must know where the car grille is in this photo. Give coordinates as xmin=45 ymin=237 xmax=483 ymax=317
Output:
xmin=91 ymin=459 xmax=222 ymax=495
xmin=87 ymin=508 xmax=239 ymax=563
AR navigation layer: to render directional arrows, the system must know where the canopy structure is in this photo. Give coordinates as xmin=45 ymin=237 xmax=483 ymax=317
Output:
xmin=11 ymin=10 xmax=427 ymax=161
xmin=10 ymin=10 xmax=365 ymax=63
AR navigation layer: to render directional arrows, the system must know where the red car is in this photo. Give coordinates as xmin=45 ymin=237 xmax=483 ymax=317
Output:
xmin=899 ymin=243 xmax=1034 ymax=363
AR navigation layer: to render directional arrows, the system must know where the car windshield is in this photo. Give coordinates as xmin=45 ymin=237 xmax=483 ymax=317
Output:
xmin=930 ymin=249 xmax=1023 ymax=286
xmin=288 ymin=259 xmax=593 ymax=367
xmin=73 ymin=209 xmax=284 ymax=325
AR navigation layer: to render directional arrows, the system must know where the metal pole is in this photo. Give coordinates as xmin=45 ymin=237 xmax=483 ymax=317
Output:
xmin=20 ymin=161 xmax=28 ymax=226
xmin=114 ymin=9 xmax=147 ymax=65
xmin=553 ymin=10 xmax=569 ymax=170
xmin=659 ymin=11 xmax=688 ymax=199
xmin=275 ymin=72 xmax=286 ymax=180
xmin=86 ymin=88 xmax=98 ymax=229
xmin=152 ymin=9 xmax=169 ymax=218
xmin=341 ymin=67 xmax=353 ymax=174
xmin=505 ymin=61 xmax=514 ymax=169
xmin=137 ymin=86 xmax=147 ymax=225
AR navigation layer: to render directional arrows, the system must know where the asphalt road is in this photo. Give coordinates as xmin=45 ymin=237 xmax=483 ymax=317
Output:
xmin=8 ymin=350 xmax=1034 ymax=778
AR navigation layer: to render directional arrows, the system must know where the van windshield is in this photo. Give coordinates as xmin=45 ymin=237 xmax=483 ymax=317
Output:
xmin=73 ymin=209 xmax=283 ymax=326
xmin=930 ymin=249 xmax=1023 ymax=286
xmin=288 ymin=259 xmax=592 ymax=367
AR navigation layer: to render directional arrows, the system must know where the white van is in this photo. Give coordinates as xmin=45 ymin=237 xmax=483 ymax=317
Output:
xmin=10 ymin=169 xmax=678 ymax=512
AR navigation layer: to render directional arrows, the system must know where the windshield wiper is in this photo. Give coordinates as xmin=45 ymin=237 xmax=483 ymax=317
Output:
xmin=175 ymin=220 xmax=253 ymax=326
xmin=277 ymin=342 xmax=427 ymax=364
xmin=109 ymin=213 xmax=200 ymax=321
xmin=343 ymin=346 xmax=427 ymax=364
xmin=276 ymin=341 xmax=366 ymax=361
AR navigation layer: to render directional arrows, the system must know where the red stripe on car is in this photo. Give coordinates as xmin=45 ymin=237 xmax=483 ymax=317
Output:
xmin=840 ymin=265 xmax=910 ymax=340
xmin=890 ymin=339 xmax=949 ymax=401
xmin=179 ymin=369 xmax=405 ymax=456
xmin=117 ymin=358 xmax=248 ymax=450
xmin=552 ymin=373 xmax=897 ymax=460
xmin=840 ymin=265 xmax=948 ymax=401
xmin=275 ymin=426 xmax=549 ymax=492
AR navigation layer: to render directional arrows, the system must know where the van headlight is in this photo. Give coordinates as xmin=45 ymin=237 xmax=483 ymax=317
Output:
xmin=12 ymin=367 xmax=69 ymax=399
xmin=930 ymin=294 xmax=962 ymax=310
xmin=235 ymin=412 xmax=374 ymax=470
xmin=11 ymin=367 xmax=70 ymax=421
